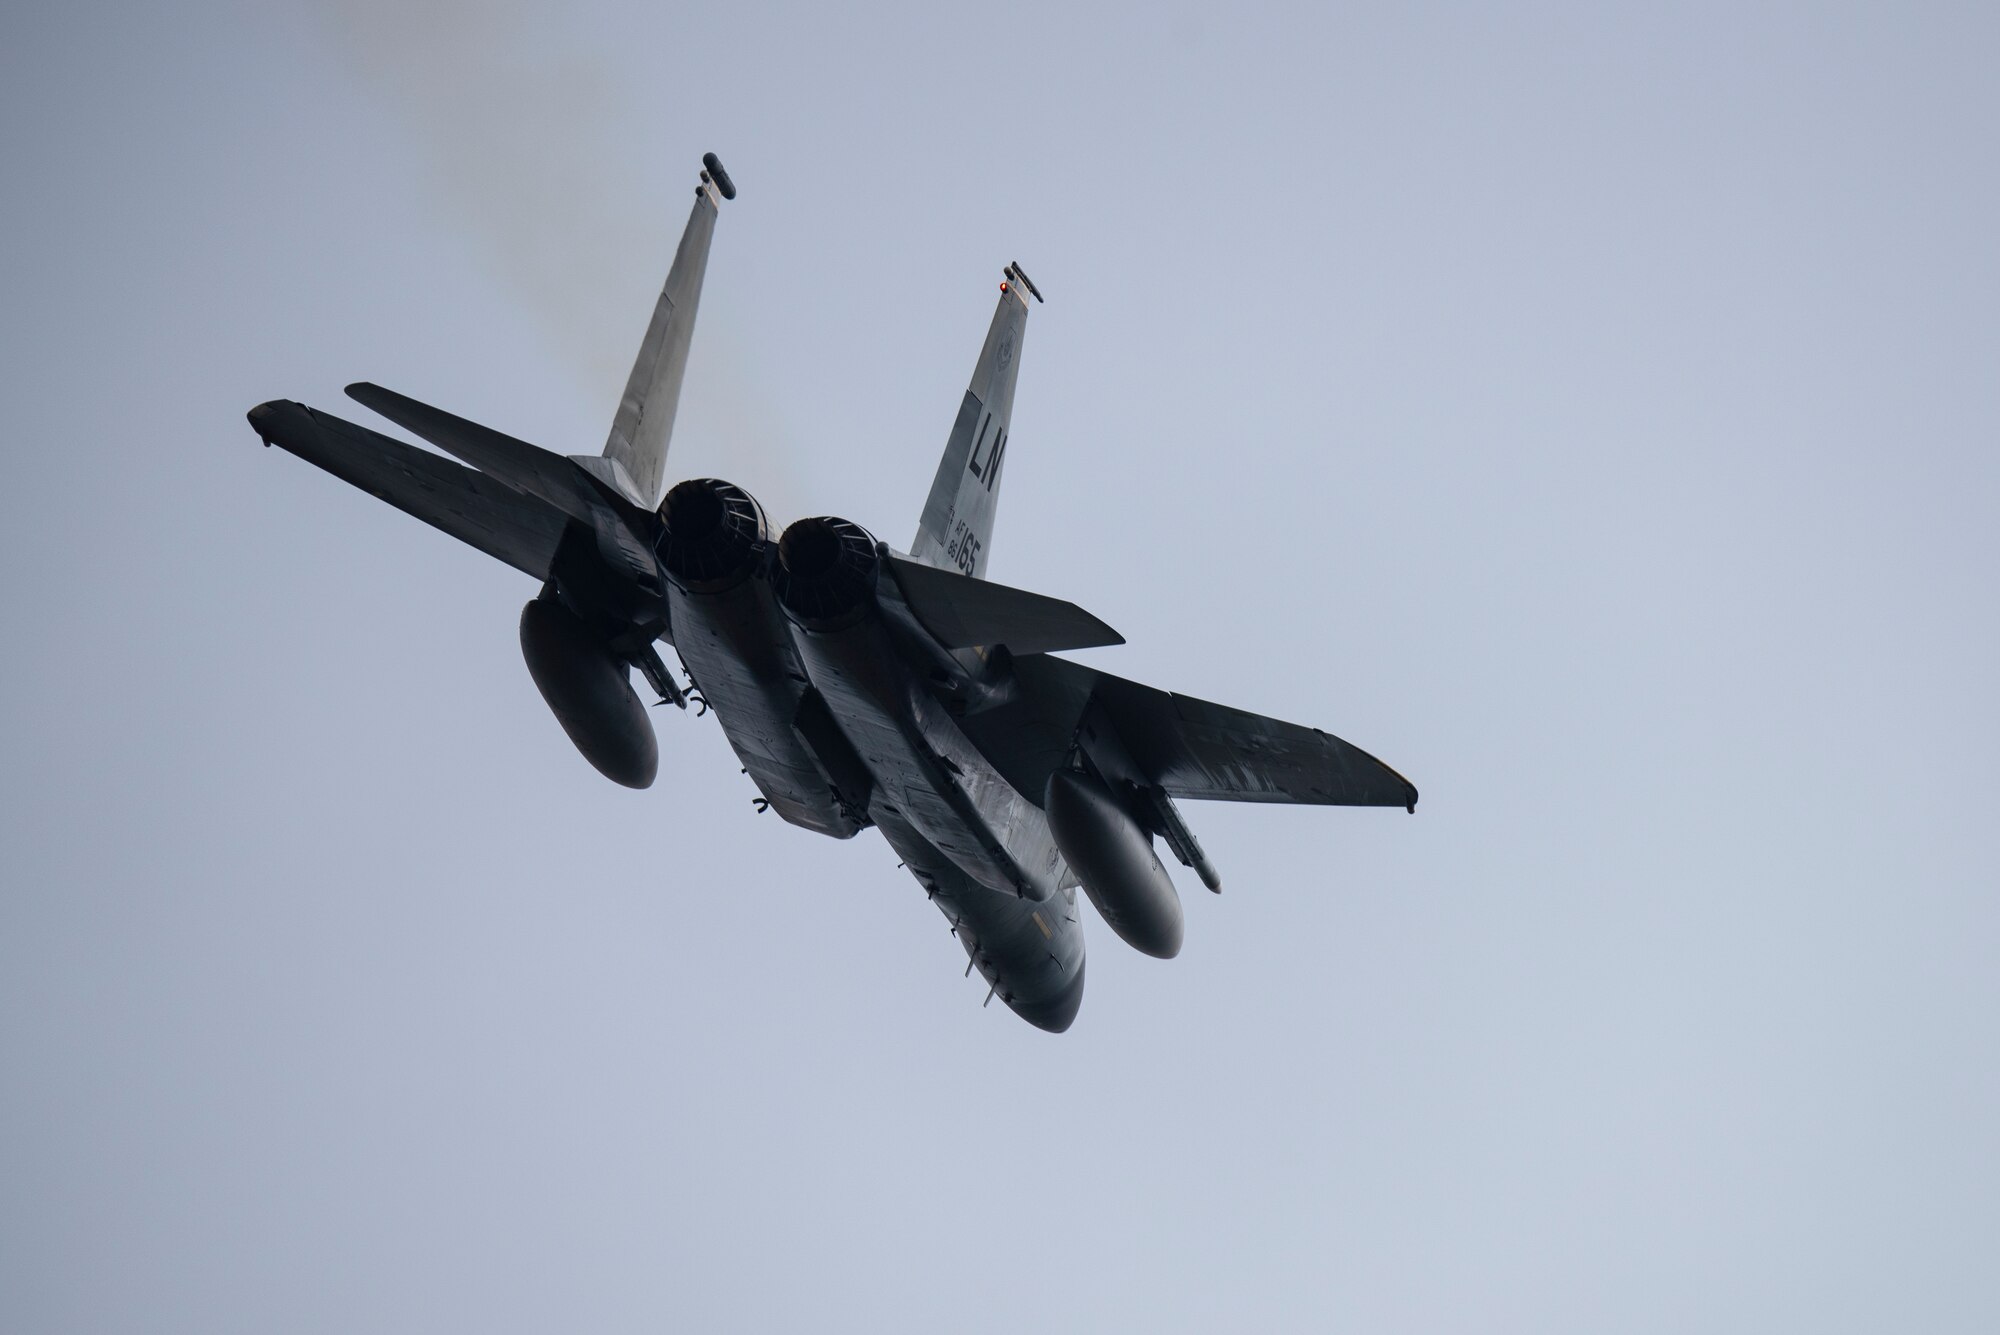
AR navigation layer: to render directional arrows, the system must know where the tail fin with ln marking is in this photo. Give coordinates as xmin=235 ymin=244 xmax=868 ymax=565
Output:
xmin=910 ymin=263 xmax=1040 ymax=579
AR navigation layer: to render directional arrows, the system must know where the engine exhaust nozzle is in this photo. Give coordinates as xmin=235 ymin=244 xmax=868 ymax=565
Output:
xmin=772 ymin=516 xmax=878 ymax=629
xmin=659 ymin=478 xmax=767 ymax=592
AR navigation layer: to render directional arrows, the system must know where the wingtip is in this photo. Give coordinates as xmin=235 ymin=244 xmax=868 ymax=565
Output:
xmin=1080 ymin=607 xmax=1123 ymax=648
xmin=344 ymin=382 xmax=405 ymax=422
xmin=246 ymin=400 xmax=283 ymax=444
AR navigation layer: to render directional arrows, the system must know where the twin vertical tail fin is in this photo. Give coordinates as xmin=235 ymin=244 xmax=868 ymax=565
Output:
xmin=584 ymin=180 xmax=1032 ymax=578
xmin=910 ymin=263 xmax=1040 ymax=580
xmin=573 ymin=154 xmax=735 ymax=509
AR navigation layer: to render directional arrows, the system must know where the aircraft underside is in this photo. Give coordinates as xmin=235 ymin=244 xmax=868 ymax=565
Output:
xmin=245 ymin=153 xmax=1416 ymax=1032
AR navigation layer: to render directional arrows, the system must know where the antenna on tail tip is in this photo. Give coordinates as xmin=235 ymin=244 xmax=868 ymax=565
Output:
xmin=700 ymin=152 xmax=737 ymax=200
xmin=1004 ymin=261 xmax=1044 ymax=303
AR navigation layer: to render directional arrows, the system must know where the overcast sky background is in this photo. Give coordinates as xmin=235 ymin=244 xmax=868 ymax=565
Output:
xmin=4 ymin=2 xmax=1996 ymax=1330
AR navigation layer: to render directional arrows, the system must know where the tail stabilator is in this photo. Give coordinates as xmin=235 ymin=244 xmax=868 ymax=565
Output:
xmin=910 ymin=264 xmax=1038 ymax=580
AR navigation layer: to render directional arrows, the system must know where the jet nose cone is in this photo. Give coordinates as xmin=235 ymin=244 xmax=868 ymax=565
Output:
xmin=1007 ymin=958 xmax=1086 ymax=1034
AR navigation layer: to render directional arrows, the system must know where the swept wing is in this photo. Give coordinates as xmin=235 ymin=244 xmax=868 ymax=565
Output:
xmin=246 ymin=399 xmax=569 ymax=579
xmin=1013 ymin=655 xmax=1418 ymax=810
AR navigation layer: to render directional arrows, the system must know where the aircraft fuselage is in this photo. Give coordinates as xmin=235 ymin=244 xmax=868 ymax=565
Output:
xmin=656 ymin=480 xmax=1087 ymax=1027
xmin=245 ymin=154 xmax=1416 ymax=1034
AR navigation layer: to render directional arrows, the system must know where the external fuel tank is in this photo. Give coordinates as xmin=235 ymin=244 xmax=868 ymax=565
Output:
xmin=518 ymin=595 xmax=658 ymax=789
xmin=1043 ymin=767 xmax=1184 ymax=959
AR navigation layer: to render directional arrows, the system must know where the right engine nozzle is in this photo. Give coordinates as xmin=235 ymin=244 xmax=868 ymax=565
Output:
xmin=772 ymin=516 xmax=879 ymax=630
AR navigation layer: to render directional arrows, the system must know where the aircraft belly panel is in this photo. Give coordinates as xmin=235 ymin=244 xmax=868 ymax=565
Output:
xmin=812 ymin=664 xmax=1002 ymax=886
xmin=873 ymin=807 xmax=1086 ymax=1032
xmin=669 ymin=581 xmax=864 ymax=838
xmin=906 ymin=681 xmax=1068 ymax=896
xmin=787 ymin=615 xmax=1061 ymax=900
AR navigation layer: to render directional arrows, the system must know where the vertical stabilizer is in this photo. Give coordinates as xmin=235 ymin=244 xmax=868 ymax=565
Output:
xmin=578 ymin=156 xmax=732 ymax=508
xmin=910 ymin=265 xmax=1038 ymax=579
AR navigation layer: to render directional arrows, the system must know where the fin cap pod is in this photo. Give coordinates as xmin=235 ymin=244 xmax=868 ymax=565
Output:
xmin=701 ymin=152 xmax=737 ymax=200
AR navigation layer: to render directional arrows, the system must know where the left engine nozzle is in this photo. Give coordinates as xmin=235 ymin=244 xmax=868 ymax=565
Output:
xmin=773 ymin=516 xmax=879 ymax=630
xmin=519 ymin=596 xmax=658 ymax=788
xmin=659 ymin=478 xmax=768 ymax=592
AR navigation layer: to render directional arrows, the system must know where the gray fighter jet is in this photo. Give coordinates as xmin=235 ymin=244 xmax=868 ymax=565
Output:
xmin=246 ymin=153 xmax=1416 ymax=1032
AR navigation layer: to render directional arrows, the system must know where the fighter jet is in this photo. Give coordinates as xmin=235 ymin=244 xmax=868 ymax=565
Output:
xmin=246 ymin=153 xmax=1416 ymax=1032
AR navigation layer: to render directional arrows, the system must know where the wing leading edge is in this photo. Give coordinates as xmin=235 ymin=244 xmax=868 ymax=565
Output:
xmin=247 ymin=399 xmax=570 ymax=580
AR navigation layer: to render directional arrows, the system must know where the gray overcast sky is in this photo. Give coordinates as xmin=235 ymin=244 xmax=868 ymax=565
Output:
xmin=4 ymin=2 xmax=1996 ymax=1330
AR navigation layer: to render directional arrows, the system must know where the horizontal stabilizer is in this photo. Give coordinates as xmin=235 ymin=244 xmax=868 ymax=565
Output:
xmin=885 ymin=552 xmax=1122 ymax=655
xmin=246 ymin=399 xmax=569 ymax=579
xmin=345 ymin=382 xmax=613 ymax=524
